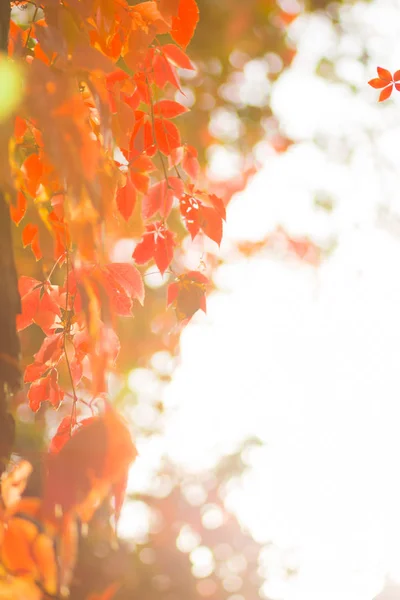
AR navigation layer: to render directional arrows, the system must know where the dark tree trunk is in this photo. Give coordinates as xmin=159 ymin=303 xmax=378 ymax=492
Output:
xmin=0 ymin=0 xmax=21 ymax=474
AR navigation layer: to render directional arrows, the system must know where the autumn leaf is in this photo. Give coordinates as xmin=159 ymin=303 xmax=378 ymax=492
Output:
xmin=116 ymin=173 xmax=136 ymax=221
xmin=180 ymin=190 xmax=225 ymax=244
xmin=104 ymin=262 xmax=145 ymax=307
xmin=16 ymin=277 xmax=42 ymax=331
xmin=142 ymin=176 xmax=184 ymax=219
xmin=182 ymin=144 xmax=200 ymax=180
xmin=23 ymin=153 xmax=43 ymax=197
xmin=167 ymin=270 xmax=208 ymax=321
xmin=368 ymin=66 xmax=400 ymax=101
xmin=154 ymin=117 xmax=181 ymax=155
xmin=171 ymin=0 xmax=199 ymax=48
xmin=43 ymin=410 xmax=137 ymax=521
xmin=152 ymin=52 xmax=181 ymax=89
xmin=162 ymin=43 xmax=195 ymax=70
xmin=153 ymin=99 xmax=189 ymax=118
xmin=132 ymin=221 xmax=175 ymax=274
xmin=28 ymin=368 xmax=64 ymax=412
xmin=10 ymin=191 xmax=27 ymax=226
xmin=22 ymin=223 xmax=42 ymax=260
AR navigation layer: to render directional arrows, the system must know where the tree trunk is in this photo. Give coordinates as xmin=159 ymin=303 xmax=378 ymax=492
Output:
xmin=0 ymin=0 xmax=21 ymax=474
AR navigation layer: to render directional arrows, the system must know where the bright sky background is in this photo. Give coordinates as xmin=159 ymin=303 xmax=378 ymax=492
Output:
xmin=121 ymin=0 xmax=400 ymax=598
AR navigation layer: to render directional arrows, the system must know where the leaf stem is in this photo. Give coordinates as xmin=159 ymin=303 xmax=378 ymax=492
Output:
xmin=146 ymin=76 xmax=171 ymax=218
xmin=63 ymin=249 xmax=78 ymax=436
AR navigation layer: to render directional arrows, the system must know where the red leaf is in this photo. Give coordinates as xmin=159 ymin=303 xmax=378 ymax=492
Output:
xmin=168 ymin=270 xmax=208 ymax=321
xmin=48 ymin=369 xmax=64 ymax=408
xmin=201 ymin=205 xmax=223 ymax=245
xmin=154 ymin=118 xmax=181 ymax=155
xmin=162 ymin=43 xmax=195 ymax=69
xmin=34 ymin=289 xmax=62 ymax=333
xmin=153 ymin=99 xmax=189 ymax=118
xmin=43 ymin=410 xmax=137 ymax=521
xmin=105 ymin=263 xmax=145 ymax=306
xmin=142 ymin=177 xmax=183 ymax=219
xmin=377 ymin=66 xmax=392 ymax=81
xmin=171 ymin=0 xmax=199 ymax=48
xmin=152 ymin=53 xmax=181 ymax=89
xmin=10 ymin=191 xmax=27 ymax=225
xmin=28 ymin=374 xmax=50 ymax=412
xmin=49 ymin=416 xmax=75 ymax=454
xmin=142 ymin=180 xmax=167 ymax=219
xmin=132 ymin=229 xmax=155 ymax=265
xmin=132 ymin=222 xmax=175 ymax=274
xmin=368 ymin=78 xmax=390 ymax=89
xmin=394 ymin=70 xmax=400 ymax=82
xmin=16 ymin=277 xmax=41 ymax=331
xmin=180 ymin=194 xmax=201 ymax=238
xmin=116 ymin=175 xmax=136 ymax=221
xmin=153 ymin=225 xmax=175 ymax=274
xmin=34 ymin=333 xmax=63 ymax=364
xmin=182 ymin=145 xmax=200 ymax=180
xmin=22 ymin=223 xmax=42 ymax=260
xmin=14 ymin=115 xmax=27 ymax=141
xmin=24 ymin=361 xmax=47 ymax=383
xmin=23 ymin=153 xmax=43 ymax=197
xmin=167 ymin=176 xmax=185 ymax=204
xmin=208 ymin=192 xmax=226 ymax=220
xmin=379 ymin=84 xmax=393 ymax=102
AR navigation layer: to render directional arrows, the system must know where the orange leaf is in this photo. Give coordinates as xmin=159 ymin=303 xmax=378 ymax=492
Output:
xmin=10 ymin=191 xmax=27 ymax=225
xmin=368 ymin=78 xmax=390 ymax=89
xmin=116 ymin=174 xmax=136 ymax=221
xmin=104 ymin=262 xmax=145 ymax=306
xmin=182 ymin=144 xmax=200 ymax=180
xmin=28 ymin=369 xmax=63 ymax=412
xmin=132 ymin=221 xmax=175 ymax=274
xmin=43 ymin=410 xmax=137 ymax=521
xmin=394 ymin=70 xmax=400 ymax=82
xmin=154 ymin=117 xmax=181 ymax=155
xmin=377 ymin=66 xmax=392 ymax=81
xmin=171 ymin=0 xmax=199 ymax=48
xmin=22 ymin=223 xmax=42 ymax=260
xmin=23 ymin=153 xmax=43 ymax=197
xmin=162 ymin=43 xmax=195 ymax=69
xmin=153 ymin=99 xmax=189 ymax=118
xmin=379 ymin=84 xmax=393 ymax=102
xmin=167 ymin=270 xmax=208 ymax=321
xmin=14 ymin=115 xmax=27 ymax=140
xmin=201 ymin=205 xmax=223 ymax=245
xmin=152 ymin=53 xmax=181 ymax=89
xmin=142 ymin=179 xmax=168 ymax=219
xmin=16 ymin=277 xmax=42 ymax=331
